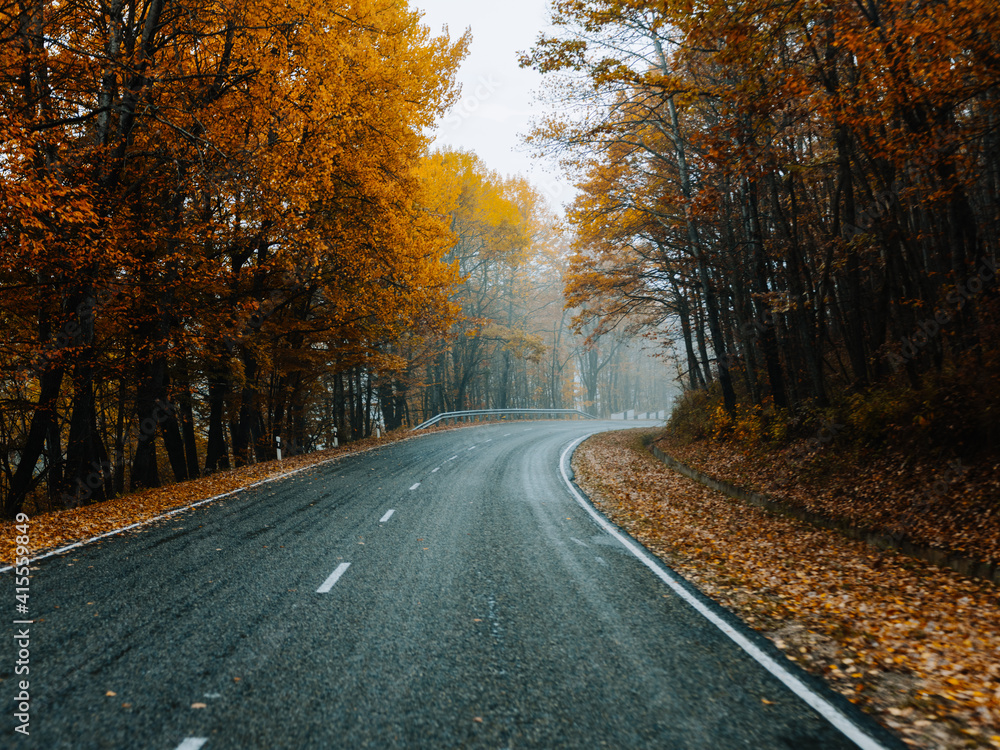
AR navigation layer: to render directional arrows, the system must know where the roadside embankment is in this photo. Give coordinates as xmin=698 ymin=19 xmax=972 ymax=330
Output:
xmin=573 ymin=429 xmax=1000 ymax=750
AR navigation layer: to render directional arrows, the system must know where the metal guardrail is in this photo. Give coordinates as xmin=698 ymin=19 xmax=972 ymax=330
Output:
xmin=411 ymin=408 xmax=597 ymax=431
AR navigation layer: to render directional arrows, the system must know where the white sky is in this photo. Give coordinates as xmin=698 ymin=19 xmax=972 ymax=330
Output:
xmin=414 ymin=0 xmax=574 ymax=210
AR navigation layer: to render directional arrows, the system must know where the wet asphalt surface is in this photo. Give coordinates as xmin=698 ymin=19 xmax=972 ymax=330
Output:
xmin=1 ymin=421 xmax=903 ymax=749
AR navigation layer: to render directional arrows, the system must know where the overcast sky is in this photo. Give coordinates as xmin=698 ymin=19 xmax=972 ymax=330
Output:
xmin=415 ymin=0 xmax=573 ymax=209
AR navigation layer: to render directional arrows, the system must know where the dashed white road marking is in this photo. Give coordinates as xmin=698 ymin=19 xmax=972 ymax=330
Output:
xmin=317 ymin=562 xmax=351 ymax=593
xmin=570 ymin=537 xmax=588 ymax=547
xmin=595 ymin=556 xmax=608 ymax=566
xmin=467 ymin=446 xmax=476 ymax=451
xmin=0 ymin=435 xmax=404 ymax=574
xmin=176 ymin=740 xmax=208 ymax=750
xmin=449 ymin=455 xmax=458 ymax=461
xmin=503 ymin=433 xmax=511 ymax=436
xmin=410 ymin=482 xmax=421 ymax=490
xmin=431 ymin=467 xmax=440 ymax=473
xmin=558 ymin=436 xmax=892 ymax=750
xmin=484 ymin=438 xmax=492 ymax=443
xmin=380 ymin=510 xmax=395 ymax=523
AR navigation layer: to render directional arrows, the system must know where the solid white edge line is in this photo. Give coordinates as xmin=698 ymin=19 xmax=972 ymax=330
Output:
xmin=379 ymin=509 xmax=395 ymax=523
xmin=317 ymin=562 xmax=351 ymax=593
xmin=558 ymin=435 xmax=890 ymax=750
xmin=175 ymin=739 xmax=208 ymax=750
xmin=409 ymin=482 xmax=420 ymax=491
xmin=0 ymin=439 xmax=408 ymax=574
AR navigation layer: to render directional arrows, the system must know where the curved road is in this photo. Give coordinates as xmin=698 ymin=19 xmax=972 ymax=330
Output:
xmin=2 ymin=421 xmax=902 ymax=749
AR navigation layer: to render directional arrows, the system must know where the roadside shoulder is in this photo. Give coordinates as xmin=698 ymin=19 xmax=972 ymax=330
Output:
xmin=572 ymin=429 xmax=1000 ymax=750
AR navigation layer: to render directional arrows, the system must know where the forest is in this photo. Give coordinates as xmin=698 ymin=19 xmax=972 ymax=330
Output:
xmin=524 ymin=0 xmax=999 ymax=454
xmin=8 ymin=0 xmax=993 ymax=522
xmin=0 ymin=0 xmax=673 ymax=518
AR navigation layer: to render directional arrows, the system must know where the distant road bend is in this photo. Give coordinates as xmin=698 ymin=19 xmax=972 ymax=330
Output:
xmin=1 ymin=421 xmax=904 ymax=749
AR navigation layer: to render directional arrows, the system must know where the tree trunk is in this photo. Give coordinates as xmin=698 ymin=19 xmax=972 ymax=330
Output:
xmin=205 ymin=374 xmax=230 ymax=473
xmin=4 ymin=364 xmax=63 ymax=518
xmin=64 ymin=288 xmax=111 ymax=505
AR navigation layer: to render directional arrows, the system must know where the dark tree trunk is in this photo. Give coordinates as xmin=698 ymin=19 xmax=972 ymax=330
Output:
xmin=4 ymin=364 xmax=63 ymax=518
xmin=130 ymin=357 xmax=166 ymax=491
xmin=205 ymin=374 xmax=230 ymax=473
xmin=743 ymin=178 xmax=788 ymax=409
xmin=178 ymin=381 xmax=199 ymax=479
xmin=233 ymin=348 xmax=260 ymax=466
xmin=64 ymin=288 xmax=111 ymax=505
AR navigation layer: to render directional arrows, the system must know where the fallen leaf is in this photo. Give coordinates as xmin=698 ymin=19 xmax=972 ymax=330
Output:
xmin=574 ymin=429 xmax=1000 ymax=750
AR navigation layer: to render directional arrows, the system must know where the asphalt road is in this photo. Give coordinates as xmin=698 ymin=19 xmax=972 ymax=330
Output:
xmin=2 ymin=421 xmax=903 ymax=749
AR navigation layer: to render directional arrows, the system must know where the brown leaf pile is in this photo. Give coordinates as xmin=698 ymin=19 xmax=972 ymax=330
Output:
xmin=574 ymin=429 xmax=1000 ymax=750
xmin=655 ymin=432 xmax=1000 ymax=565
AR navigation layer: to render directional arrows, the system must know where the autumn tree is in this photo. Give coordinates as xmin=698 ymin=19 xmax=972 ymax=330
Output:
xmin=412 ymin=150 xmax=557 ymax=418
xmin=525 ymin=0 xmax=1000 ymax=438
xmin=0 ymin=0 xmax=468 ymax=516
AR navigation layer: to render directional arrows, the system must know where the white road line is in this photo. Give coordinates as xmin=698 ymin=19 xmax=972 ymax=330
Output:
xmin=484 ymin=438 xmax=492 ymax=443
xmin=317 ymin=562 xmax=351 ymax=593
xmin=595 ymin=556 xmax=608 ymax=566
xmin=558 ymin=436 xmax=892 ymax=750
xmin=467 ymin=446 xmax=476 ymax=451
xmin=410 ymin=482 xmax=421 ymax=490
xmin=0 ymin=437 xmax=408 ymax=574
xmin=379 ymin=510 xmax=395 ymax=523
xmin=570 ymin=537 xmax=588 ymax=547
xmin=431 ymin=467 xmax=440 ymax=473
xmin=176 ymin=740 xmax=208 ymax=750
xmin=503 ymin=433 xmax=511 ymax=436
xmin=449 ymin=455 xmax=458 ymax=461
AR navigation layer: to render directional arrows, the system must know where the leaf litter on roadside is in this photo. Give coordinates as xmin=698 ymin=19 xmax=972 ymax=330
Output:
xmin=0 ymin=420 xmax=500 ymax=566
xmin=0 ymin=428 xmax=434 ymax=565
xmin=573 ymin=429 xmax=1000 ymax=750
